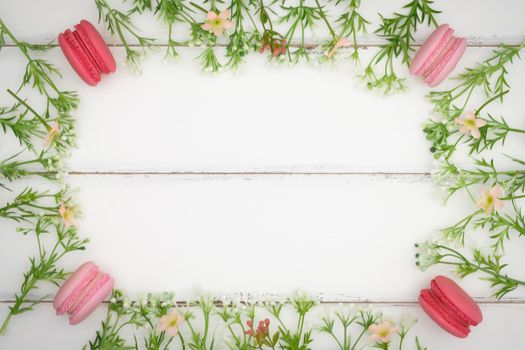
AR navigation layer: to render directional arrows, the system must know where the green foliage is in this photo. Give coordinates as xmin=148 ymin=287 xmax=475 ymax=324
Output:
xmin=0 ymin=216 xmax=88 ymax=335
xmin=0 ymin=18 xmax=83 ymax=334
xmin=85 ymin=291 xmax=424 ymax=350
xmin=364 ymin=0 xmax=440 ymax=93
xmin=415 ymin=242 xmax=525 ymax=299
xmin=420 ymin=40 xmax=525 ymax=298
xmin=95 ymin=0 xmax=155 ymax=72
xmin=93 ymin=0 xmax=376 ymax=74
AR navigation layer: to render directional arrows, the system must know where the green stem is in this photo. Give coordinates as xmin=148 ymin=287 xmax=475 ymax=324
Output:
xmin=314 ymin=0 xmax=336 ymax=39
xmin=501 ymin=194 xmax=525 ymax=200
xmin=438 ymin=245 xmax=525 ymax=287
xmin=177 ymin=331 xmax=186 ymax=350
xmin=0 ymin=267 xmax=40 ymax=334
xmin=0 ymin=314 xmax=12 ymax=335
xmin=475 ymin=90 xmax=509 ymax=115
xmin=350 ymin=328 xmax=365 ymax=350
xmin=6 ymin=89 xmax=51 ymax=131
xmin=0 ymin=19 xmax=60 ymax=94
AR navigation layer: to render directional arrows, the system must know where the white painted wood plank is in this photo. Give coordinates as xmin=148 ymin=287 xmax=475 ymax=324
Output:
xmin=0 ymin=302 xmax=523 ymax=349
xmin=2 ymin=175 xmax=525 ymax=301
xmin=1 ymin=0 xmax=524 ymax=45
xmin=2 ymin=47 xmax=525 ymax=173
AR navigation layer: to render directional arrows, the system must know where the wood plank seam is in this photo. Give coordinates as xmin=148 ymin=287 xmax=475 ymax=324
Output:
xmin=54 ymin=172 xmax=433 ymax=176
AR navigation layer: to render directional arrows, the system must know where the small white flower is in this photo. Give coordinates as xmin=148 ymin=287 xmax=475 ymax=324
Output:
xmin=415 ymin=241 xmax=440 ymax=271
xmin=398 ymin=314 xmax=417 ymax=329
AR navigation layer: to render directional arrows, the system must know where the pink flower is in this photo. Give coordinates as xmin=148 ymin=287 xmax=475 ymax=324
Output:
xmin=44 ymin=122 xmax=60 ymax=148
xmin=327 ymin=37 xmax=353 ymax=58
xmin=368 ymin=320 xmax=397 ymax=343
xmin=454 ymin=111 xmax=487 ymax=139
xmin=245 ymin=319 xmax=271 ymax=345
xmin=158 ymin=308 xmax=184 ymax=336
xmin=476 ymin=186 xmax=504 ymax=214
xmin=202 ymin=11 xmax=233 ymax=37
xmin=259 ymin=39 xmax=287 ymax=57
xmin=59 ymin=202 xmax=78 ymax=228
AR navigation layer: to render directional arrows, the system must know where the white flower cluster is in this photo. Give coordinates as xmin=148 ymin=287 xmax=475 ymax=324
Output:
xmin=414 ymin=240 xmax=442 ymax=271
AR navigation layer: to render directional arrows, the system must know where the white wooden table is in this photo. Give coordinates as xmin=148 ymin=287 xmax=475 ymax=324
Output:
xmin=1 ymin=1 xmax=525 ymax=348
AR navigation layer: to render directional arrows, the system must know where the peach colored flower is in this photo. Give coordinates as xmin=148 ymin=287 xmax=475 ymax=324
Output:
xmin=260 ymin=39 xmax=287 ymax=57
xmin=454 ymin=111 xmax=487 ymax=139
xmin=368 ymin=320 xmax=397 ymax=343
xmin=202 ymin=11 xmax=233 ymax=37
xmin=476 ymin=186 xmax=504 ymax=214
xmin=158 ymin=308 xmax=184 ymax=336
xmin=44 ymin=122 xmax=60 ymax=148
xmin=327 ymin=37 xmax=353 ymax=58
xmin=59 ymin=202 xmax=78 ymax=228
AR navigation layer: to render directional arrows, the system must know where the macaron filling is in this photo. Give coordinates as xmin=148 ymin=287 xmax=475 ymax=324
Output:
xmin=74 ymin=23 xmax=110 ymax=74
xmin=420 ymin=289 xmax=470 ymax=335
xmin=62 ymin=30 xmax=100 ymax=82
xmin=56 ymin=265 xmax=99 ymax=316
xmin=424 ymin=37 xmax=464 ymax=84
xmin=415 ymin=27 xmax=454 ymax=76
xmin=430 ymin=279 xmax=475 ymax=326
xmin=69 ymin=272 xmax=111 ymax=317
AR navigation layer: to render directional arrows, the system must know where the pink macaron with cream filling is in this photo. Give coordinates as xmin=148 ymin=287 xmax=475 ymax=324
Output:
xmin=54 ymin=261 xmax=114 ymax=325
xmin=419 ymin=275 xmax=482 ymax=338
xmin=58 ymin=20 xmax=116 ymax=86
xmin=410 ymin=24 xmax=466 ymax=87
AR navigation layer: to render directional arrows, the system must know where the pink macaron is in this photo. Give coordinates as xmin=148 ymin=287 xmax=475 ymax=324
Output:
xmin=410 ymin=24 xmax=466 ymax=87
xmin=58 ymin=20 xmax=116 ymax=86
xmin=53 ymin=261 xmax=114 ymax=325
xmin=419 ymin=275 xmax=482 ymax=338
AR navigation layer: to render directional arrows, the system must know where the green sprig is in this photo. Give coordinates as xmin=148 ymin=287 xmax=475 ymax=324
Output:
xmin=86 ymin=291 xmax=425 ymax=349
xmin=334 ymin=0 xmax=369 ymax=62
xmin=0 ymin=18 xmax=81 ymax=335
xmin=364 ymin=0 xmax=440 ymax=93
xmin=415 ymin=242 xmax=525 ymax=299
xmin=428 ymin=42 xmax=525 ymax=121
xmin=95 ymin=0 xmax=155 ymax=72
xmin=0 ymin=216 xmax=88 ymax=335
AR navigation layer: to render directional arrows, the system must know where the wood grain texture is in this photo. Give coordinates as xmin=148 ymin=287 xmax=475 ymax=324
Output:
xmin=1 ymin=0 xmax=524 ymax=45
xmin=1 ymin=47 xmax=525 ymax=173
xmin=2 ymin=174 xmax=525 ymax=302
xmin=1 ymin=0 xmax=525 ymax=348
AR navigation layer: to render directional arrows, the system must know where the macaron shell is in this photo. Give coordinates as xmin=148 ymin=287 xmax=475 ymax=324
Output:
xmin=419 ymin=291 xmax=469 ymax=338
xmin=426 ymin=37 xmax=466 ymax=87
xmin=53 ymin=261 xmax=97 ymax=310
xmin=58 ymin=31 xmax=100 ymax=86
xmin=56 ymin=266 xmax=100 ymax=316
xmin=69 ymin=276 xmax=114 ymax=325
xmin=410 ymin=24 xmax=450 ymax=75
xmin=77 ymin=20 xmax=116 ymax=74
xmin=433 ymin=275 xmax=482 ymax=325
